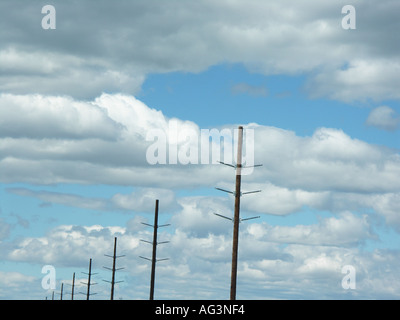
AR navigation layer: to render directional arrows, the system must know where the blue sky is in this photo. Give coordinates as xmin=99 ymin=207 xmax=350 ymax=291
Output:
xmin=1 ymin=0 xmax=400 ymax=300
xmin=140 ymin=64 xmax=399 ymax=148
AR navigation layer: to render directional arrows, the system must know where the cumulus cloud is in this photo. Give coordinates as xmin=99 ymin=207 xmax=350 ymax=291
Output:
xmin=2 ymin=215 xmax=398 ymax=299
xmin=2 ymin=1 xmax=400 ymax=300
xmin=2 ymin=93 xmax=400 ymax=193
xmin=252 ymin=126 xmax=400 ymax=193
xmin=240 ymin=182 xmax=328 ymax=215
xmin=0 ymin=0 xmax=399 ymax=102
xmin=366 ymin=106 xmax=400 ymax=131
xmin=171 ymin=196 xmax=232 ymax=237
xmin=246 ymin=211 xmax=375 ymax=246
xmin=6 ymin=224 xmax=136 ymax=267
xmin=1 ymin=93 xmax=400 ymax=229
xmin=0 ymin=271 xmax=36 ymax=299
xmin=0 ymin=174 xmax=397 ymax=299
xmin=306 ymin=60 xmax=400 ymax=102
xmin=0 ymin=93 xmax=122 ymax=140
xmin=111 ymin=188 xmax=179 ymax=212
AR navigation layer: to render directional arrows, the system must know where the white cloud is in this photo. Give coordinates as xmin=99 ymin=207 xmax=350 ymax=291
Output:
xmin=366 ymin=106 xmax=400 ymax=131
xmin=3 ymin=217 xmax=399 ymax=299
xmin=2 ymin=93 xmax=400 ymax=226
xmin=0 ymin=93 xmax=122 ymax=140
xmin=245 ymin=212 xmax=375 ymax=246
xmin=240 ymin=182 xmax=328 ymax=215
xmin=112 ymin=188 xmax=178 ymax=212
xmin=0 ymin=271 xmax=36 ymax=299
xmin=1 ymin=1 xmax=399 ymax=102
xmin=306 ymin=60 xmax=400 ymax=102
xmin=253 ymin=126 xmax=400 ymax=193
xmin=171 ymin=196 xmax=232 ymax=237
xmin=6 ymin=224 xmax=139 ymax=267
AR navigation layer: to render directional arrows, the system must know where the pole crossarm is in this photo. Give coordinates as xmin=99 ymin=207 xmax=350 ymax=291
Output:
xmin=103 ymin=266 xmax=125 ymax=271
xmin=241 ymin=190 xmax=262 ymax=196
xmin=218 ymin=161 xmax=263 ymax=170
xmin=141 ymin=222 xmax=171 ymax=229
xmin=214 ymin=212 xmax=260 ymax=223
xmin=240 ymin=216 xmax=260 ymax=221
xmin=215 ymin=187 xmax=261 ymax=197
xmin=140 ymin=256 xmax=169 ymax=263
xmin=214 ymin=212 xmax=233 ymax=222
xmin=103 ymin=279 xmax=124 ymax=284
xmin=104 ymin=254 xmax=126 ymax=258
xmin=140 ymin=239 xmax=170 ymax=245
xmin=139 ymin=256 xmax=152 ymax=262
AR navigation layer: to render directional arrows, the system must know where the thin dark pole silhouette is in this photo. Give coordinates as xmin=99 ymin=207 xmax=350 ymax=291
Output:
xmin=230 ymin=126 xmax=243 ymax=300
xmin=60 ymin=282 xmax=63 ymax=300
xmin=86 ymin=258 xmax=93 ymax=300
xmin=149 ymin=200 xmax=159 ymax=300
xmin=140 ymin=199 xmax=170 ymax=300
xmin=81 ymin=258 xmax=97 ymax=300
xmin=71 ymin=272 xmax=75 ymax=300
xmin=103 ymin=237 xmax=125 ymax=300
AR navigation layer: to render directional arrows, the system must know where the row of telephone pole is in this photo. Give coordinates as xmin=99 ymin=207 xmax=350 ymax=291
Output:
xmin=47 ymin=237 xmax=125 ymax=300
xmin=46 ymin=126 xmax=260 ymax=301
xmin=46 ymin=199 xmax=168 ymax=300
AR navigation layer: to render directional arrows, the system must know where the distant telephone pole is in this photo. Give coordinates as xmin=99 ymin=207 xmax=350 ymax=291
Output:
xmin=103 ymin=237 xmax=125 ymax=300
xmin=140 ymin=199 xmax=170 ymax=300
xmin=81 ymin=258 xmax=97 ymax=300
xmin=59 ymin=282 xmax=64 ymax=300
xmin=71 ymin=272 xmax=75 ymax=300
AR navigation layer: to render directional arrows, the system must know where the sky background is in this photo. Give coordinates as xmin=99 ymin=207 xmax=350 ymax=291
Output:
xmin=1 ymin=0 xmax=400 ymax=299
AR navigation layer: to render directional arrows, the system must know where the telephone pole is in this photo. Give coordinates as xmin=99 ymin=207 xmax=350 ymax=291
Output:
xmin=230 ymin=125 xmax=243 ymax=301
xmin=140 ymin=199 xmax=170 ymax=300
xmin=103 ymin=237 xmax=125 ymax=300
xmin=215 ymin=126 xmax=262 ymax=300
xmin=149 ymin=200 xmax=159 ymax=300
xmin=81 ymin=258 xmax=97 ymax=300
xmin=59 ymin=282 xmax=64 ymax=300
xmin=71 ymin=272 xmax=75 ymax=300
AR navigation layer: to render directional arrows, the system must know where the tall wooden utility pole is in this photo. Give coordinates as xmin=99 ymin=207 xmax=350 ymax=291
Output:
xmin=104 ymin=237 xmax=125 ymax=300
xmin=140 ymin=199 xmax=170 ymax=300
xmin=230 ymin=126 xmax=243 ymax=300
xmin=215 ymin=126 xmax=262 ymax=300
